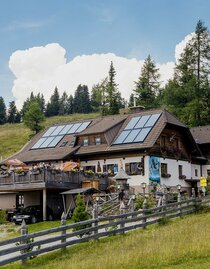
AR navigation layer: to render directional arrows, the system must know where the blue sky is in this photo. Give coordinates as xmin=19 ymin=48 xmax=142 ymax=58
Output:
xmin=1 ymin=0 xmax=210 ymax=107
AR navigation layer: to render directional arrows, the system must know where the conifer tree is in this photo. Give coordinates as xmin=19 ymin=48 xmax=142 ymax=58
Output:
xmin=24 ymin=101 xmax=45 ymax=134
xmin=7 ymin=101 xmax=20 ymax=123
xmin=73 ymin=85 xmax=92 ymax=114
xmin=0 ymin=97 xmax=7 ymax=125
xmin=45 ymin=87 xmax=60 ymax=117
xmin=134 ymin=55 xmax=160 ymax=109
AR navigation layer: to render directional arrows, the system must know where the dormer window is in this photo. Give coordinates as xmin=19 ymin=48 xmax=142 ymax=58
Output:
xmin=95 ymin=137 xmax=101 ymax=145
xmin=83 ymin=138 xmax=89 ymax=146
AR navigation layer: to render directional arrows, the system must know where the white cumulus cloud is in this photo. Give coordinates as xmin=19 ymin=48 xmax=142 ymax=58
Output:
xmin=9 ymin=43 xmax=176 ymax=109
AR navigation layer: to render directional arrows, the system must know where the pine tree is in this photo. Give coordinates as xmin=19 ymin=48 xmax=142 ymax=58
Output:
xmin=103 ymin=61 xmax=121 ymax=115
xmin=0 ymin=97 xmax=7 ymax=125
xmin=59 ymin=91 xmax=69 ymax=115
xmin=45 ymin=87 xmax=60 ymax=117
xmin=134 ymin=55 xmax=160 ymax=109
xmin=66 ymin=94 xmax=74 ymax=114
xmin=73 ymin=85 xmax=92 ymax=114
xmin=7 ymin=101 xmax=20 ymax=123
xmin=162 ymin=20 xmax=210 ymax=126
xmin=72 ymin=194 xmax=90 ymax=236
xmin=23 ymin=101 xmax=45 ymax=134
xmin=91 ymin=78 xmax=108 ymax=112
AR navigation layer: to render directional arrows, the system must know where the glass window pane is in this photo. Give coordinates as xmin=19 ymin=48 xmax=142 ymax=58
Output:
xmin=144 ymin=113 xmax=161 ymax=127
xmin=76 ymin=121 xmax=91 ymax=133
xmin=39 ymin=137 xmax=55 ymax=148
xmin=59 ymin=124 xmax=73 ymax=135
xmin=124 ymin=117 xmax=140 ymax=130
xmin=31 ymin=137 xmax=47 ymax=149
xmin=50 ymin=125 xmax=66 ymax=136
xmin=47 ymin=135 xmax=64 ymax=147
xmin=134 ymin=127 xmax=151 ymax=142
xmin=42 ymin=127 xmax=57 ymax=137
xmin=134 ymin=115 xmax=150 ymax=128
xmin=68 ymin=123 xmax=82 ymax=134
xmin=123 ymin=129 xmax=141 ymax=143
xmin=113 ymin=130 xmax=130 ymax=144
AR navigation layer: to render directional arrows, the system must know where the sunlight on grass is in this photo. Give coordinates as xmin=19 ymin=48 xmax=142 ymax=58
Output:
xmin=2 ymin=212 xmax=210 ymax=269
xmin=0 ymin=113 xmax=100 ymax=160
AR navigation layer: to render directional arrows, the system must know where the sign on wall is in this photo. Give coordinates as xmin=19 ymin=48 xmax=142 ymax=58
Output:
xmin=149 ymin=156 xmax=160 ymax=182
xmin=200 ymin=176 xmax=207 ymax=187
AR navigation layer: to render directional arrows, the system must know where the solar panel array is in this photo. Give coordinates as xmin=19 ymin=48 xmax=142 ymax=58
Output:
xmin=113 ymin=113 xmax=161 ymax=145
xmin=31 ymin=121 xmax=91 ymax=149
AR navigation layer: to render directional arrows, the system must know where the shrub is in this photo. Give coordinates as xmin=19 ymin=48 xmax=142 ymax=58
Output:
xmin=0 ymin=210 xmax=7 ymax=224
xmin=158 ymin=215 xmax=170 ymax=226
xmin=72 ymin=194 xmax=91 ymax=237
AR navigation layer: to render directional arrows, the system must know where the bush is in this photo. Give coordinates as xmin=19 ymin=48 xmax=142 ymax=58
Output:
xmin=135 ymin=194 xmax=155 ymax=210
xmin=194 ymin=203 xmax=210 ymax=214
xmin=158 ymin=215 xmax=170 ymax=226
xmin=72 ymin=194 xmax=91 ymax=237
xmin=0 ymin=210 xmax=7 ymax=224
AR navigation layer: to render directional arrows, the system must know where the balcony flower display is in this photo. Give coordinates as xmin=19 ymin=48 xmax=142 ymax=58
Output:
xmin=161 ymin=173 xmax=171 ymax=178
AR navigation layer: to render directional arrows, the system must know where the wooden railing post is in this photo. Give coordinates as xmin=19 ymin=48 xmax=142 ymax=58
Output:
xmin=142 ymin=198 xmax=147 ymax=228
xmin=21 ymin=220 xmax=28 ymax=264
xmin=178 ymin=192 xmax=182 ymax=217
xmin=92 ymin=203 xmax=98 ymax=235
xmin=61 ymin=212 xmax=67 ymax=249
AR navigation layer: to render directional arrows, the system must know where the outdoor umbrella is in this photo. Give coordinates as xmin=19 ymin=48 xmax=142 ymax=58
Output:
xmin=5 ymin=159 xmax=26 ymax=167
xmin=63 ymin=161 xmax=80 ymax=171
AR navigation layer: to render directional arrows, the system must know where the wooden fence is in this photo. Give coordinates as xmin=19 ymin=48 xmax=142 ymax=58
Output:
xmin=0 ymin=197 xmax=209 ymax=266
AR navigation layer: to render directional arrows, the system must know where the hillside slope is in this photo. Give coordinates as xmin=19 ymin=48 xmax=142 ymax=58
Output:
xmin=0 ymin=113 xmax=100 ymax=161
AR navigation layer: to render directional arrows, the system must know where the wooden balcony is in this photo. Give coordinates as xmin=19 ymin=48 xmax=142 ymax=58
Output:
xmin=0 ymin=170 xmax=108 ymax=192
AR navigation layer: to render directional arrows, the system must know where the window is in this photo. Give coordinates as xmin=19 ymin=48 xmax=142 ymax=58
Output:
xmin=125 ymin=162 xmax=143 ymax=175
xmin=103 ymin=164 xmax=118 ymax=174
xmin=95 ymin=137 xmax=101 ymax=145
xmin=161 ymin=163 xmax=168 ymax=174
xmin=60 ymin=141 xmax=68 ymax=147
xmin=195 ymin=169 xmax=198 ymax=177
xmin=178 ymin=165 xmax=183 ymax=177
xmin=83 ymin=138 xmax=89 ymax=146
xmin=83 ymin=166 xmax=95 ymax=173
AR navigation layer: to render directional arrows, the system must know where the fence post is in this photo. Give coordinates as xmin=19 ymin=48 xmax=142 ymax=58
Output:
xmin=61 ymin=212 xmax=67 ymax=249
xmin=178 ymin=192 xmax=182 ymax=217
xmin=21 ymin=220 xmax=28 ymax=264
xmin=142 ymin=198 xmax=147 ymax=228
xmin=92 ymin=203 xmax=98 ymax=236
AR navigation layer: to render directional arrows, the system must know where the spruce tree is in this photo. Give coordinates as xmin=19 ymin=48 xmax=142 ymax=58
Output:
xmin=134 ymin=55 xmax=160 ymax=109
xmin=23 ymin=101 xmax=45 ymax=134
xmin=0 ymin=97 xmax=7 ymax=125
xmin=73 ymin=85 xmax=92 ymax=114
xmin=72 ymin=193 xmax=90 ymax=236
xmin=105 ymin=61 xmax=121 ymax=115
xmin=162 ymin=20 xmax=210 ymax=126
xmin=45 ymin=87 xmax=60 ymax=117
xmin=7 ymin=101 xmax=20 ymax=123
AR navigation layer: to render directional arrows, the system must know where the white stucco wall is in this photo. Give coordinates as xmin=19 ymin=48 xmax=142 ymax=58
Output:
xmin=0 ymin=193 xmax=16 ymax=210
xmin=81 ymin=155 xmax=200 ymax=191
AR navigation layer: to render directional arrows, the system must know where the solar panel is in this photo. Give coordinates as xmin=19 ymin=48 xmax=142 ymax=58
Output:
xmin=31 ymin=121 xmax=91 ymax=149
xmin=113 ymin=113 xmax=161 ymax=145
xmin=47 ymin=135 xmax=64 ymax=147
xmin=59 ymin=124 xmax=73 ymax=135
xmin=124 ymin=117 xmax=140 ymax=130
xmin=76 ymin=121 xmax=91 ymax=133
xmin=31 ymin=137 xmax=47 ymax=149
xmin=42 ymin=126 xmax=57 ymax=137
xmin=67 ymin=122 xmax=82 ymax=134
xmin=134 ymin=127 xmax=151 ymax=142
xmin=50 ymin=125 xmax=65 ymax=136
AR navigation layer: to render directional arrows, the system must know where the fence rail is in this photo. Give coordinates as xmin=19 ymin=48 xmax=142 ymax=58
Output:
xmin=0 ymin=197 xmax=209 ymax=266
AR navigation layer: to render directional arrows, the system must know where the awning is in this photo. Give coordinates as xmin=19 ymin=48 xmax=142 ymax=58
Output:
xmin=61 ymin=187 xmax=100 ymax=195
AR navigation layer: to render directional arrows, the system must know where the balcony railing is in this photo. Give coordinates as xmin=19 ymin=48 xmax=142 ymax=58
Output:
xmin=0 ymin=170 xmax=108 ymax=191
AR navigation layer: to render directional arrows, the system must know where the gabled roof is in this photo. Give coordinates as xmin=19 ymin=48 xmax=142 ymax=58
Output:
xmin=190 ymin=125 xmax=210 ymax=144
xmin=6 ymin=109 xmax=196 ymax=163
xmin=78 ymin=115 xmax=127 ymax=135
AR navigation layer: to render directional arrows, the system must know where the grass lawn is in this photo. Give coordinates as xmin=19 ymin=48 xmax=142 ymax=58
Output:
xmin=0 ymin=113 xmax=100 ymax=160
xmin=1 ymin=212 xmax=210 ymax=269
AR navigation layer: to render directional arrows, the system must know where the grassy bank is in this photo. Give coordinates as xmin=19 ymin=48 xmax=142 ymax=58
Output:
xmin=2 ymin=212 xmax=210 ymax=269
xmin=0 ymin=113 xmax=99 ymax=160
